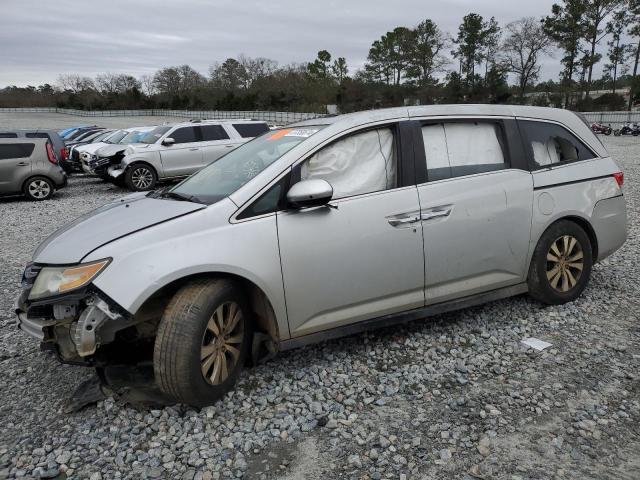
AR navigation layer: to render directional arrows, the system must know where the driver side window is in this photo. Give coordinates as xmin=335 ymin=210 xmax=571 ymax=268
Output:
xmin=300 ymin=128 xmax=397 ymax=199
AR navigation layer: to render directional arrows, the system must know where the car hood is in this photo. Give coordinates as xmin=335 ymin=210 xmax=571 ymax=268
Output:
xmin=32 ymin=193 xmax=206 ymax=264
xmin=77 ymin=142 xmax=107 ymax=154
xmin=95 ymin=144 xmax=128 ymax=158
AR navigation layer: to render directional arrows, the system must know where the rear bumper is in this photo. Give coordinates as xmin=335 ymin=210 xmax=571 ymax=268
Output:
xmin=593 ymin=194 xmax=627 ymax=261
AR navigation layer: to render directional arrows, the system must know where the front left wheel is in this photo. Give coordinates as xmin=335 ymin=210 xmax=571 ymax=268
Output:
xmin=154 ymin=279 xmax=251 ymax=406
xmin=125 ymin=163 xmax=157 ymax=191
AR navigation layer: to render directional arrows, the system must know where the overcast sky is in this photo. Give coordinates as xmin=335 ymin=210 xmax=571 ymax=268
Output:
xmin=2 ymin=0 xmax=567 ymax=87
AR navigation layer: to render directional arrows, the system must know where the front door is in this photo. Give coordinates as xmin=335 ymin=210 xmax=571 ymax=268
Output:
xmin=277 ymin=125 xmax=425 ymax=337
xmin=415 ymin=120 xmax=533 ymax=304
xmin=159 ymin=126 xmax=203 ymax=177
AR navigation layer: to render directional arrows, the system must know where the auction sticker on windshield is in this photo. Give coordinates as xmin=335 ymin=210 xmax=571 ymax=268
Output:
xmin=284 ymin=128 xmax=320 ymax=138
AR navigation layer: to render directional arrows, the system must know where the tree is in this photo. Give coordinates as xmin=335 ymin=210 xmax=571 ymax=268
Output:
xmin=483 ymin=17 xmax=501 ymax=78
xmin=452 ymin=13 xmax=498 ymax=87
xmin=406 ymin=19 xmax=449 ymax=86
xmin=57 ymin=74 xmax=94 ymax=93
xmin=331 ymin=57 xmax=349 ymax=83
xmin=502 ymin=17 xmax=553 ymax=100
xmin=544 ymin=1 xmax=587 ymax=106
xmin=308 ymin=50 xmax=333 ymax=79
xmin=604 ymin=9 xmax=630 ymax=92
xmin=628 ymin=0 xmax=640 ymax=109
xmin=581 ymin=0 xmax=623 ymax=97
xmin=210 ymin=58 xmax=249 ymax=90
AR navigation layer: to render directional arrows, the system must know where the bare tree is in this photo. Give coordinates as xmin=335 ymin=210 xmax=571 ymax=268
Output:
xmin=139 ymin=74 xmax=156 ymax=96
xmin=57 ymin=74 xmax=94 ymax=93
xmin=502 ymin=17 xmax=553 ymax=100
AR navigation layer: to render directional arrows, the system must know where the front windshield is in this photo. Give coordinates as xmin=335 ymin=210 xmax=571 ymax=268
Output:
xmin=139 ymin=126 xmax=171 ymax=144
xmin=170 ymin=126 xmax=326 ymax=204
xmin=92 ymin=130 xmax=113 ymax=142
xmin=105 ymin=130 xmax=127 ymax=144
xmin=119 ymin=130 xmax=147 ymax=144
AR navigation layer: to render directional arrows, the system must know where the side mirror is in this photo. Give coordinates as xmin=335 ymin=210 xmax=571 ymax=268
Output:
xmin=162 ymin=137 xmax=175 ymax=146
xmin=286 ymin=179 xmax=333 ymax=209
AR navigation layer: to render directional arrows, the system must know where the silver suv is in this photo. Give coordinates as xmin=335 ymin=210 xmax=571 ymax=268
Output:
xmin=0 ymin=138 xmax=67 ymax=201
xmin=16 ymin=106 xmax=626 ymax=406
xmin=107 ymin=120 xmax=270 ymax=191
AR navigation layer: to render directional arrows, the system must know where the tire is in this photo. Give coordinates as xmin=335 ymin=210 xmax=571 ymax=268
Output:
xmin=125 ymin=163 xmax=157 ymax=191
xmin=154 ymin=279 xmax=251 ymax=406
xmin=614 ymin=129 xmax=621 ymax=136
xmin=527 ymin=220 xmax=593 ymax=305
xmin=633 ymin=130 xmax=639 ymax=136
xmin=23 ymin=176 xmax=54 ymax=201
xmin=605 ymin=128 xmax=612 ymax=136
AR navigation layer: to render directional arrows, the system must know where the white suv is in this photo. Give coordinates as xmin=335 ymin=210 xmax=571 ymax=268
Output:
xmin=108 ymin=120 xmax=270 ymax=191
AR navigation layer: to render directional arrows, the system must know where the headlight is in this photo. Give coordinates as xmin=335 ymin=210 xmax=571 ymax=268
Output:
xmin=29 ymin=259 xmax=111 ymax=300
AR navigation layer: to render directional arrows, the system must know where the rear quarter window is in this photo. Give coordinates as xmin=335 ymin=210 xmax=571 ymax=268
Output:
xmin=518 ymin=120 xmax=596 ymax=169
xmin=232 ymin=123 xmax=270 ymax=138
xmin=0 ymin=143 xmax=35 ymax=160
xmin=200 ymin=125 xmax=230 ymax=141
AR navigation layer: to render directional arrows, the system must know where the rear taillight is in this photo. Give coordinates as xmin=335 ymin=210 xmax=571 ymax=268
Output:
xmin=613 ymin=172 xmax=624 ymax=188
xmin=46 ymin=143 xmax=58 ymax=165
xmin=60 ymin=148 xmax=68 ymax=160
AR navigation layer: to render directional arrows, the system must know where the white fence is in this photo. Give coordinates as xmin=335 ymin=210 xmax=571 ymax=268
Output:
xmin=581 ymin=111 xmax=640 ymax=125
xmin=0 ymin=107 xmax=326 ymax=125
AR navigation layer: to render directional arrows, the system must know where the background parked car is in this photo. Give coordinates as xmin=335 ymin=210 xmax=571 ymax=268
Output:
xmin=83 ymin=126 xmax=157 ymax=178
xmin=0 ymin=129 xmax=69 ymax=172
xmin=109 ymin=119 xmax=270 ymax=191
xmin=58 ymin=126 xmax=96 ymax=139
xmin=65 ymin=129 xmax=114 ymax=172
xmin=0 ymin=137 xmax=67 ymax=200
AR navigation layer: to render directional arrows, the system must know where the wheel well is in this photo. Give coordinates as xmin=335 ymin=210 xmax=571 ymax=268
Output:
xmin=555 ymin=216 xmax=599 ymax=260
xmin=133 ymin=272 xmax=280 ymax=343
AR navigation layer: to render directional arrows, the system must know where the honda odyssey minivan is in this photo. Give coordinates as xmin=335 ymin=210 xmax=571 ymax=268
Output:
xmin=16 ymin=105 xmax=627 ymax=406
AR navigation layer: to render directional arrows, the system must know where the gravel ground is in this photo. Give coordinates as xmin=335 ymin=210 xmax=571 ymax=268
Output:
xmin=0 ymin=133 xmax=639 ymax=480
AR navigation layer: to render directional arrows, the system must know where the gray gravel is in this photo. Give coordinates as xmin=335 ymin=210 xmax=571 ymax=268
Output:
xmin=1 ymin=135 xmax=639 ymax=480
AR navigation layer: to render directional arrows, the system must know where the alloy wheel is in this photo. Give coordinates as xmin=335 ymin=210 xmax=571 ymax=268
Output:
xmin=131 ymin=167 xmax=153 ymax=189
xmin=28 ymin=179 xmax=51 ymax=199
xmin=200 ymin=302 xmax=244 ymax=385
xmin=546 ymin=235 xmax=584 ymax=293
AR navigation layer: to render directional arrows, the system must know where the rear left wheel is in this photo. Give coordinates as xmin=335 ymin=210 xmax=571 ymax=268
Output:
xmin=24 ymin=176 xmax=54 ymax=201
xmin=154 ymin=279 xmax=250 ymax=406
xmin=528 ymin=220 xmax=593 ymax=305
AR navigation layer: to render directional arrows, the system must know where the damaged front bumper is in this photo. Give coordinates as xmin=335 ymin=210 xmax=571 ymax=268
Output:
xmin=107 ymin=165 xmax=124 ymax=179
xmin=15 ymin=268 xmax=134 ymax=365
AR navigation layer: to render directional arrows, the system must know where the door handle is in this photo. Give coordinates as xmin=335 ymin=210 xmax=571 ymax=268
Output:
xmin=16 ymin=162 xmax=29 ymax=166
xmin=421 ymin=205 xmax=453 ymax=221
xmin=224 ymin=145 xmax=235 ymax=148
xmin=189 ymin=148 xmax=199 ymax=151
xmin=387 ymin=214 xmax=421 ymax=228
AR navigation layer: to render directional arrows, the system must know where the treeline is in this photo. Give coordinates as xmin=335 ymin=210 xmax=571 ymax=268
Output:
xmin=3 ymin=0 xmax=640 ymax=113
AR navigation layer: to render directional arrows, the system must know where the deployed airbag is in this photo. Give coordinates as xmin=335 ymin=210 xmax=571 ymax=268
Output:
xmin=301 ymin=129 xmax=396 ymax=198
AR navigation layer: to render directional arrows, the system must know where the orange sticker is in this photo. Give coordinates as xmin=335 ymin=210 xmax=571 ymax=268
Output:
xmin=267 ymin=129 xmax=293 ymax=140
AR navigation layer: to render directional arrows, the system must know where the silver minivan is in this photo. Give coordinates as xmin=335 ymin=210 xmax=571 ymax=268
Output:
xmin=16 ymin=105 xmax=626 ymax=406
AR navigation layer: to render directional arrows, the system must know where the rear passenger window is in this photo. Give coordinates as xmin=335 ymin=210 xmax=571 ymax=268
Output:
xmin=26 ymin=133 xmax=50 ymax=139
xmin=421 ymin=122 xmax=507 ymax=181
xmin=200 ymin=125 xmax=230 ymax=141
xmin=171 ymin=127 xmax=198 ymax=144
xmin=519 ymin=120 xmax=595 ymax=168
xmin=233 ymin=123 xmax=270 ymax=138
xmin=0 ymin=133 xmax=18 ymax=138
xmin=0 ymin=143 xmax=35 ymax=160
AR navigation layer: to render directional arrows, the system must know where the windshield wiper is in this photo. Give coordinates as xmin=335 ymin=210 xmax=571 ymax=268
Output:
xmin=160 ymin=190 xmax=202 ymax=203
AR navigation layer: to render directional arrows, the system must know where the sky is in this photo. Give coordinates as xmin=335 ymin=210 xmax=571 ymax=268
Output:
xmin=1 ymin=0 xmax=567 ymax=87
